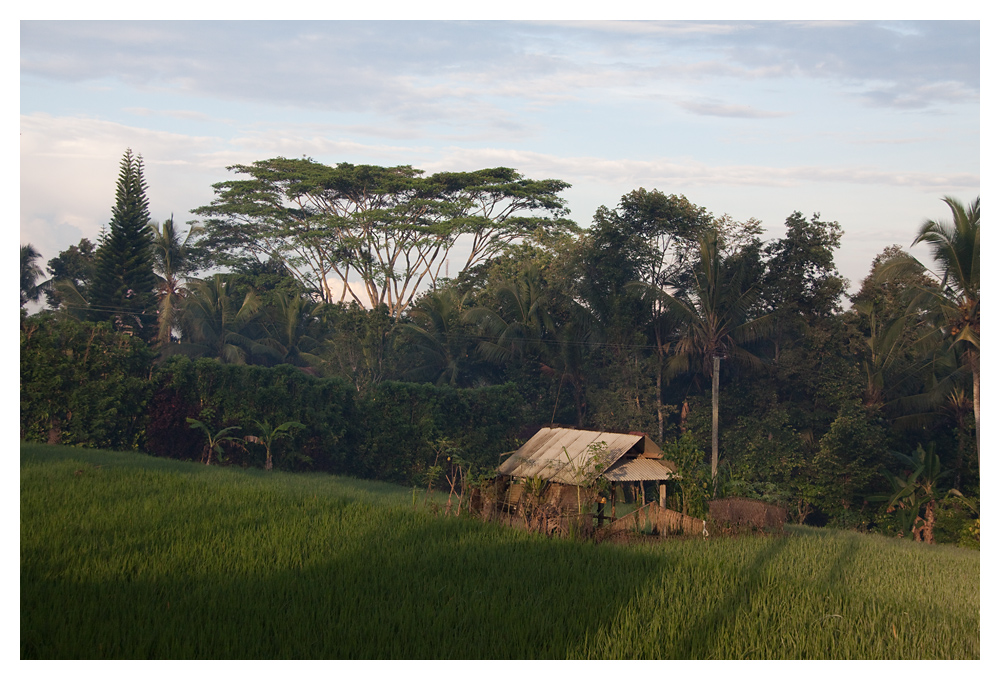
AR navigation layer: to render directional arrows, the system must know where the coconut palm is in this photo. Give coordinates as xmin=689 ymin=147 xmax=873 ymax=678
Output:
xmin=881 ymin=196 xmax=979 ymax=466
xmin=20 ymin=244 xmax=47 ymax=308
xmin=259 ymin=290 xmax=325 ymax=367
xmin=173 ymin=275 xmax=268 ymax=364
xmin=466 ymin=265 xmax=555 ymax=365
xmin=658 ymin=229 xmax=774 ymax=488
xmin=397 ymin=289 xmax=479 ymax=387
xmin=150 ymin=216 xmax=203 ymax=346
xmin=852 ymin=299 xmax=936 ymax=410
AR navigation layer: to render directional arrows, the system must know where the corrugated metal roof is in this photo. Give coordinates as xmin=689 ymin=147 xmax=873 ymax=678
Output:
xmin=498 ymin=427 xmax=670 ymax=485
xmin=603 ymin=457 xmax=677 ymax=482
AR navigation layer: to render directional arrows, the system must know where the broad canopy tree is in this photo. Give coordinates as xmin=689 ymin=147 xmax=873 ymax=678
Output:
xmin=44 ymin=238 xmax=97 ymax=312
xmin=193 ymin=158 xmax=576 ymax=318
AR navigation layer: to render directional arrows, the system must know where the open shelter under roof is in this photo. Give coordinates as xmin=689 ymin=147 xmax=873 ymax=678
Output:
xmin=498 ymin=427 xmax=677 ymax=486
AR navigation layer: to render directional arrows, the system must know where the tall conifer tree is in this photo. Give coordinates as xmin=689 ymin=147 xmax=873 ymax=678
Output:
xmin=91 ymin=149 xmax=157 ymax=340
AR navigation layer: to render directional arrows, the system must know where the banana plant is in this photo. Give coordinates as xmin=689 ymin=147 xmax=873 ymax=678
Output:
xmin=873 ymin=443 xmax=967 ymax=544
xmin=244 ymin=419 xmax=305 ymax=471
xmin=186 ymin=417 xmax=241 ymax=466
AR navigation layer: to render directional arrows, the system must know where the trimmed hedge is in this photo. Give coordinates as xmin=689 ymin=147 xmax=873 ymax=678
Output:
xmin=145 ymin=357 xmax=356 ymax=472
xmin=21 ymin=316 xmax=526 ymax=484
xmin=355 ymin=381 xmax=525 ymax=484
xmin=20 ymin=316 xmax=155 ymax=451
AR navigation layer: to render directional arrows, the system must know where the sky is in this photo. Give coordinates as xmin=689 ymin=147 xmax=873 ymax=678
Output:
xmin=19 ymin=17 xmax=981 ymax=299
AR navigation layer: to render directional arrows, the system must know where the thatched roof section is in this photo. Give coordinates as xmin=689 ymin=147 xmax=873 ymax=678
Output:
xmin=498 ymin=427 xmax=676 ymax=486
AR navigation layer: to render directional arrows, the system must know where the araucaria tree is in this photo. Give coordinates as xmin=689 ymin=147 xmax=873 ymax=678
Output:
xmin=90 ymin=149 xmax=158 ymax=340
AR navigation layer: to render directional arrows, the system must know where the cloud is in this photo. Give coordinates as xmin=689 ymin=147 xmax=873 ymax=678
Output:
xmin=675 ymin=97 xmax=788 ymax=118
xmin=427 ymin=146 xmax=980 ymax=193
xmin=124 ymin=107 xmax=219 ymax=122
xmin=19 ymin=113 xmax=231 ymax=262
xmin=855 ymin=81 xmax=979 ymax=110
xmin=21 ymin=20 xmax=979 ymax=128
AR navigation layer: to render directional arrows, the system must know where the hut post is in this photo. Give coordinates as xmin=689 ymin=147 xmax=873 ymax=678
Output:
xmin=659 ymin=483 xmax=666 ymax=508
xmin=611 ymin=482 xmax=617 ymax=521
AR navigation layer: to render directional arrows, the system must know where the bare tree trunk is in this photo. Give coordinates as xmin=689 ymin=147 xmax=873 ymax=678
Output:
xmin=972 ymin=349 xmax=980 ymax=475
xmin=712 ymin=355 xmax=720 ymax=494
xmin=656 ymin=369 xmax=664 ymax=442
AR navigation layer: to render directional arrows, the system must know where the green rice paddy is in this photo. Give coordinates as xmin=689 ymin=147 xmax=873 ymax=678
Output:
xmin=21 ymin=443 xmax=979 ymax=659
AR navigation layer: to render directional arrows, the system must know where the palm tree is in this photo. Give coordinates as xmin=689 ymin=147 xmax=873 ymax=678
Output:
xmin=173 ymin=275 xmax=268 ymax=364
xmin=916 ymin=197 xmax=980 ymax=466
xmin=20 ymin=244 xmax=47 ymax=308
xmin=466 ymin=265 xmax=555 ymax=366
xmin=542 ymin=306 xmax=599 ymax=427
xmin=259 ymin=290 xmax=325 ymax=368
xmin=659 ymin=229 xmax=774 ymax=488
xmin=881 ymin=196 xmax=980 ymax=467
xmin=398 ymin=289 xmax=478 ymax=387
xmin=150 ymin=216 xmax=202 ymax=346
xmin=852 ymin=299 xmax=935 ymax=410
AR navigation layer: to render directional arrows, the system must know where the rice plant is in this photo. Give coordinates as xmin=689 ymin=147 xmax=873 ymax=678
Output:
xmin=21 ymin=443 xmax=979 ymax=659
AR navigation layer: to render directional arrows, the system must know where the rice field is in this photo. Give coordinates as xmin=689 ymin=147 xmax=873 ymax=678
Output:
xmin=21 ymin=443 xmax=980 ymax=659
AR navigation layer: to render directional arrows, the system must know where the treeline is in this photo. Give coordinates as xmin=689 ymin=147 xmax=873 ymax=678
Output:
xmin=20 ymin=151 xmax=979 ymax=541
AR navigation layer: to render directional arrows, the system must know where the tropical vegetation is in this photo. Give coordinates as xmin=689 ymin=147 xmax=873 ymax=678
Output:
xmin=21 ymin=150 xmax=980 ymax=543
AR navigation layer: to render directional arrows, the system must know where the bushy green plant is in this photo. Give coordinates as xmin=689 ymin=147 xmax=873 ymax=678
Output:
xmin=662 ymin=433 xmax=711 ymax=518
xmin=185 ymin=417 xmax=241 ymax=465
xmin=244 ymin=419 xmax=305 ymax=470
xmin=20 ymin=315 xmax=154 ymax=450
xmin=357 ymin=381 xmax=524 ymax=484
xmin=148 ymin=357 xmax=355 ymax=472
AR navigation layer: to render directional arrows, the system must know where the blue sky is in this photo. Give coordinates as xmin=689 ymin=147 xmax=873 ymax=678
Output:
xmin=19 ymin=19 xmax=980 ymax=294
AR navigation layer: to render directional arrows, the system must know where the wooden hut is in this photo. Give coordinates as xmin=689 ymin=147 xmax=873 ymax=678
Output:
xmin=495 ymin=427 xmax=678 ymax=530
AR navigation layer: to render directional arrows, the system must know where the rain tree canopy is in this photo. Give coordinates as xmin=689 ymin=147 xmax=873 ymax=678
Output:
xmin=194 ymin=158 xmax=575 ymax=317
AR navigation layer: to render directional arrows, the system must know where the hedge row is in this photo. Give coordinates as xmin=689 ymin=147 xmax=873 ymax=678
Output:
xmin=20 ymin=316 xmax=526 ymax=484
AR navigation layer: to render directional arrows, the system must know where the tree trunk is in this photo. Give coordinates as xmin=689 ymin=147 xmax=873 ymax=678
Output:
xmin=573 ymin=380 xmax=585 ymax=428
xmin=972 ymin=349 xmax=980 ymax=475
xmin=712 ymin=355 xmax=720 ymax=494
xmin=656 ymin=369 xmax=664 ymax=442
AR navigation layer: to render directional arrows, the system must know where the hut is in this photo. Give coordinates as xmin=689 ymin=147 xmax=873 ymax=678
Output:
xmin=495 ymin=427 xmax=678 ymax=531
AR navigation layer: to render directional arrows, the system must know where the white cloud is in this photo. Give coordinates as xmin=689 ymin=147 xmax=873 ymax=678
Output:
xmin=675 ymin=97 xmax=788 ymax=118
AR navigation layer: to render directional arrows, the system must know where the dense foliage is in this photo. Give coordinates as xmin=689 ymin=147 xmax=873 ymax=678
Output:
xmin=20 ymin=316 xmax=154 ymax=451
xmin=23 ymin=151 xmax=980 ymax=542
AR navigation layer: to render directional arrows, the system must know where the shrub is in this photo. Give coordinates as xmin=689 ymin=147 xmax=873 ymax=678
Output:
xmin=20 ymin=315 xmax=154 ymax=450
